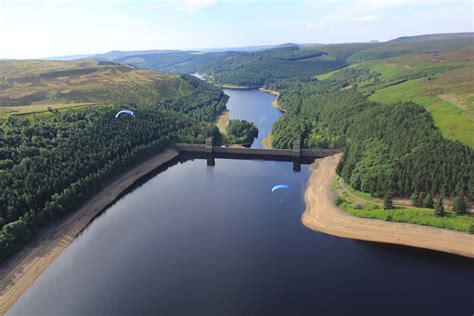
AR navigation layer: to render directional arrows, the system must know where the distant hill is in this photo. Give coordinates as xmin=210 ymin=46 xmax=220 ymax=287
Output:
xmin=389 ymin=32 xmax=474 ymax=43
xmin=112 ymin=44 xmax=354 ymax=86
xmin=193 ymin=44 xmax=281 ymax=52
xmin=37 ymin=32 xmax=474 ymax=89
xmin=90 ymin=33 xmax=472 ymax=87
xmin=84 ymin=45 xmax=287 ymax=60
xmin=114 ymin=50 xmax=248 ymax=75
xmin=42 ymin=54 xmax=94 ymax=61
xmin=347 ymin=32 xmax=474 ymax=63
xmin=0 ymin=59 xmax=197 ymax=109
xmin=91 ymin=50 xmax=182 ymax=60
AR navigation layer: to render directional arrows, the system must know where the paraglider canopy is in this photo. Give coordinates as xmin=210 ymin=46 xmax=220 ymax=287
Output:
xmin=115 ymin=110 xmax=135 ymax=118
xmin=271 ymin=184 xmax=290 ymax=192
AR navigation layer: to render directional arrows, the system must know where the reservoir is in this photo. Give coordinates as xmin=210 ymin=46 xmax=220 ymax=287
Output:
xmin=223 ymin=89 xmax=281 ymax=148
xmin=9 ymin=90 xmax=474 ymax=315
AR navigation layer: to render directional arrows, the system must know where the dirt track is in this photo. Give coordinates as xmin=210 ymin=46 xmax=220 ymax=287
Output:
xmin=302 ymin=154 xmax=474 ymax=259
xmin=0 ymin=149 xmax=179 ymax=314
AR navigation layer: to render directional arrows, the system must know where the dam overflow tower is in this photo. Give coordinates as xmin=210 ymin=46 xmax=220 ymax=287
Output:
xmin=293 ymin=140 xmax=301 ymax=171
xmin=206 ymin=137 xmax=215 ymax=166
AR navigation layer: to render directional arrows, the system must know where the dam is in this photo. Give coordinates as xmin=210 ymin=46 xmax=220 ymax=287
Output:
xmin=175 ymin=138 xmax=343 ymax=171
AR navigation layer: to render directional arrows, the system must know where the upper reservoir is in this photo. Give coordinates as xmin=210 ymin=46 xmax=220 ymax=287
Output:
xmin=223 ymin=89 xmax=281 ymax=148
xmin=8 ymin=90 xmax=474 ymax=315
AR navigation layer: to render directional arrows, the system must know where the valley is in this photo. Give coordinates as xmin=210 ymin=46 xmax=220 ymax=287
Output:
xmin=1 ymin=30 xmax=473 ymax=315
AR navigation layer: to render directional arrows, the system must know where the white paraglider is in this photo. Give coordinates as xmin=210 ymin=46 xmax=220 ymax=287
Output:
xmin=271 ymin=184 xmax=290 ymax=192
xmin=115 ymin=110 xmax=135 ymax=118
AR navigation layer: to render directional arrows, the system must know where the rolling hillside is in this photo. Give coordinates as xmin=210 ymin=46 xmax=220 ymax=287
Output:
xmin=317 ymin=49 xmax=474 ymax=147
xmin=115 ymin=50 xmax=248 ymax=77
xmin=113 ymin=45 xmax=352 ymax=87
xmin=346 ymin=32 xmax=474 ymax=63
xmin=0 ymin=59 xmax=196 ymax=114
xmin=95 ymin=32 xmax=473 ymax=88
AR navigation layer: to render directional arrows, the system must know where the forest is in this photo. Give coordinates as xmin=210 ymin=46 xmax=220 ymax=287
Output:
xmin=0 ymin=74 xmax=226 ymax=263
xmin=225 ymin=119 xmax=258 ymax=146
xmin=159 ymin=74 xmax=228 ymax=122
xmin=269 ymin=76 xmax=474 ymax=203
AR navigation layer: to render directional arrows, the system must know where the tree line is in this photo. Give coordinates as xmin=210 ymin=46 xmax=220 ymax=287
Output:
xmin=269 ymin=77 xmax=473 ymax=204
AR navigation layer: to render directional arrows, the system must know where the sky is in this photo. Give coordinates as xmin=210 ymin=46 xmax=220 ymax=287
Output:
xmin=0 ymin=0 xmax=472 ymax=59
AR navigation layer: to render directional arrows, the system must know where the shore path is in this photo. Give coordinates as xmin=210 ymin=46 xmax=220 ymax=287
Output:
xmin=302 ymin=154 xmax=474 ymax=259
xmin=0 ymin=149 xmax=179 ymax=314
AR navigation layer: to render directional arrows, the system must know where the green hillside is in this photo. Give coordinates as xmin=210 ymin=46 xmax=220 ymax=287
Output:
xmin=0 ymin=59 xmax=195 ymax=108
xmin=115 ymin=45 xmax=348 ymax=87
xmin=346 ymin=32 xmax=474 ymax=63
xmin=317 ymin=50 xmax=474 ymax=147
xmin=263 ymin=34 xmax=474 ymax=214
xmin=106 ymin=33 xmax=473 ymax=89
xmin=268 ymin=75 xmax=474 ymax=204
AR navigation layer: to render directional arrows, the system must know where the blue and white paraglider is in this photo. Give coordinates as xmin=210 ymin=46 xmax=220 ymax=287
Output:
xmin=271 ymin=184 xmax=290 ymax=192
xmin=115 ymin=110 xmax=135 ymax=118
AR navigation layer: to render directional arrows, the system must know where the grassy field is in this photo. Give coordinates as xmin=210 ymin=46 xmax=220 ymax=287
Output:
xmin=0 ymin=102 xmax=96 ymax=119
xmin=364 ymin=50 xmax=473 ymax=85
xmin=335 ymin=184 xmax=474 ymax=233
xmin=0 ymin=59 xmax=193 ymax=108
xmin=369 ymin=76 xmax=474 ymax=147
xmin=317 ymin=50 xmax=474 ymax=148
xmin=320 ymin=50 xmax=474 ymax=85
xmin=316 ymin=64 xmax=358 ymax=80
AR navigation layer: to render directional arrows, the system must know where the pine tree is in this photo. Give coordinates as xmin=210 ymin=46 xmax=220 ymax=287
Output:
xmin=453 ymin=194 xmax=467 ymax=214
xmin=423 ymin=194 xmax=434 ymax=208
xmin=410 ymin=193 xmax=418 ymax=206
xmin=418 ymin=192 xmax=426 ymax=207
xmin=435 ymin=197 xmax=445 ymax=216
xmin=384 ymin=193 xmax=393 ymax=210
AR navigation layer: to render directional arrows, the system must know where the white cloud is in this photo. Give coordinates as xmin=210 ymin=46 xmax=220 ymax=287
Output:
xmin=174 ymin=0 xmax=216 ymax=14
xmin=355 ymin=15 xmax=379 ymax=22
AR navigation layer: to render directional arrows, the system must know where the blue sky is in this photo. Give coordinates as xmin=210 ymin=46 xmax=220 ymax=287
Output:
xmin=0 ymin=0 xmax=472 ymax=59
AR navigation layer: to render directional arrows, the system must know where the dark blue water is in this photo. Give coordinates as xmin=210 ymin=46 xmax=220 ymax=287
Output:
xmin=223 ymin=89 xmax=281 ymax=148
xmin=9 ymin=90 xmax=474 ymax=316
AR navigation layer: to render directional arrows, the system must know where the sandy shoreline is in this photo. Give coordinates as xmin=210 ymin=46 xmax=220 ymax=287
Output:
xmin=258 ymin=88 xmax=287 ymax=113
xmin=302 ymin=154 xmax=474 ymax=259
xmin=220 ymin=84 xmax=258 ymax=89
xmin=0 ymin=149 xmax=180 ymax=314
xmin=262 ymin=133 xmax=272 ymax=149
xmin=215 ymin=109 xmax=229 ymax=133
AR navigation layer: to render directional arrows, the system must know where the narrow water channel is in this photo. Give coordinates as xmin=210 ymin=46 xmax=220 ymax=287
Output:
xmin=9 ymin=90 xmax=474 ymax=316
